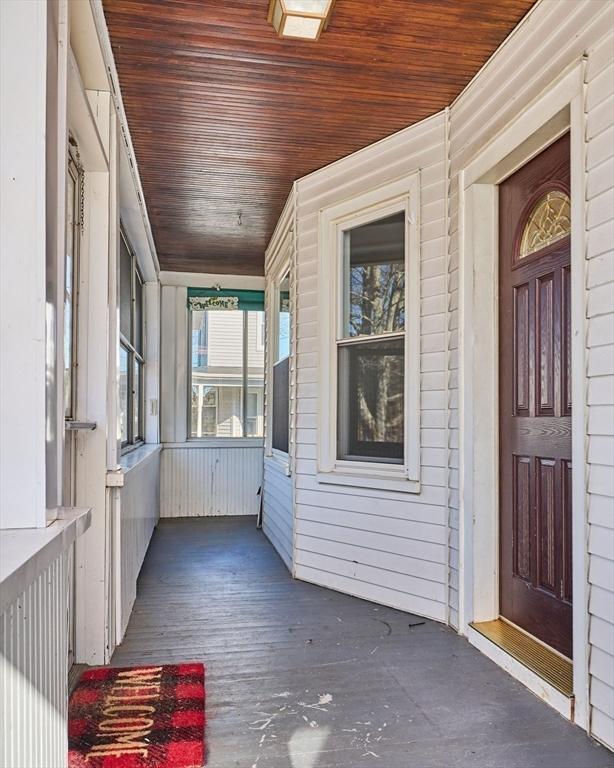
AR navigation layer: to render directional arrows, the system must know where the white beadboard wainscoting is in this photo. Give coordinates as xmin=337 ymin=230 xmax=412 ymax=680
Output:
xmin=0 ymin=509 xmax=90 ymax=768
xmin=115 ymin=446 xmax=161 ymax=642
xmin=292 ymin=110 xmax=450 ymax=623
xmin=160 ymin=445 xmax=264 ymax=518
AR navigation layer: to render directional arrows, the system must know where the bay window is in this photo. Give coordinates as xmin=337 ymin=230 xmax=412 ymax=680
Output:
xmin=318 ymin=173 xmax=420 ymax=492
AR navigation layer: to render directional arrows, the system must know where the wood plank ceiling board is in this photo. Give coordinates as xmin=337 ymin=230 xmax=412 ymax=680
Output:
xmin=102 ymin=0 xmax=537 ymax=275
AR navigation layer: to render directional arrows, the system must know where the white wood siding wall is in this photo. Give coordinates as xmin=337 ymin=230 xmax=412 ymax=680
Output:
xmin=0 ymin=552 xmax=69 ymax=768
xmin=160 ymin=447 xmax=263 ymax=517
xmin=118 ymin=450 xmax=161 ymax=640
xmin=293 ymin=113 xmax=449 ymax=622
xmin=445 ymin=0 xmax=614 ymax=747
xmin=263 ymin=191 xmax=296 ymax=571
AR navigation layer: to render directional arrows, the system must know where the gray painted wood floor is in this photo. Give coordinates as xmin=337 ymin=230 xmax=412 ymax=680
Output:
xmin=112 ymin=517 xmax=613 ymax=768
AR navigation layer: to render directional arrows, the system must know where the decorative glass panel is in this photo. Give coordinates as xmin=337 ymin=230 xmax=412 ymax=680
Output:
xmin=343 ymin=211 xmax=405 ymax=338
xmin=519 ymin=190 xmax=571 ymax=259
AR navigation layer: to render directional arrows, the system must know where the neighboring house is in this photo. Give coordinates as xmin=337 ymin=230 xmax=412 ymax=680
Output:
xmin=190 ymin=311 xmax=265 ymax=438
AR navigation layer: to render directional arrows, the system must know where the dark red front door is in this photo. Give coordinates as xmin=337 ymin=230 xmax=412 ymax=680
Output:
xmin=499 ymin=134 xmax=573 ymax=658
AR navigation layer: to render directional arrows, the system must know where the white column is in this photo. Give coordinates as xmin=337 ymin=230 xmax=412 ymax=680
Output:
xmin=0 ymin=1 xmax=48 ymax=528
xmin=144 ymin=281 xmax=161 ymax=444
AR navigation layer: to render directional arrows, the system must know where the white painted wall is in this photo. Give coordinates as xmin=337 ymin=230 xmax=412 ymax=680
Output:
xmin=117 ymin=448 xmax=161 ymax=641
xmin=262 ymin=191 xmax=296 ymax=571
xmin=292 ymin=112 xmax=450 ymax=622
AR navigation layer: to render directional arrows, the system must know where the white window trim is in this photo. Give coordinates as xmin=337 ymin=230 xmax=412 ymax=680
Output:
xmin=264 ymin=230 xmax=292 ymax=471
xmin=187 ymin=306 xmax=265 ymax=441
xmin=317 ymin=171 xmax=421 ymax=493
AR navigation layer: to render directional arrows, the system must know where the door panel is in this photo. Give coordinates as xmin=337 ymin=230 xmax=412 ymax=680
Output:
xmin=499 ymin=133 xmax=572 ymax=659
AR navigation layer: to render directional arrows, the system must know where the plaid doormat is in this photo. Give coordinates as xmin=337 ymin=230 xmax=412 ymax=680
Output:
xmin=68 ymin=663 xmax=205 ymax=767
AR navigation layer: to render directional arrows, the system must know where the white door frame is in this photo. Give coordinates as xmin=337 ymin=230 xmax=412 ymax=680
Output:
xmin=457 ymin=59 xmax=589 ymax=728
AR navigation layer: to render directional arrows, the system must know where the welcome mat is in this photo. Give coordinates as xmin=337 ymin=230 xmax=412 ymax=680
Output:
xmin=68 ymin=664 xmax=205 ymax=767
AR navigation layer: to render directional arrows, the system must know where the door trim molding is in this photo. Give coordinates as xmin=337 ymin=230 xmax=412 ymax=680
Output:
xmin=457 ymin=58 xmax=589 ymax=730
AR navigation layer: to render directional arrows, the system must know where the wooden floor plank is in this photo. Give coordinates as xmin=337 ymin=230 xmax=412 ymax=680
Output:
xmin=112 ymin=517 xmax=612 ymax=768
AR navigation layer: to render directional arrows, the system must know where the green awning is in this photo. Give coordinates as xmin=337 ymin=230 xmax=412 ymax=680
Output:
xmin=187 ymin=287 xmax=265 ymax=312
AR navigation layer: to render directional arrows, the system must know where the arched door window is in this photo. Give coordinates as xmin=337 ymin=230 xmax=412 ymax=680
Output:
xmin=518 ymin=189 xmax=571 ymax=259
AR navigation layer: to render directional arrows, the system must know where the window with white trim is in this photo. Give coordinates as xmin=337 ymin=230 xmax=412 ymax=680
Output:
xmin=318 ymin=174 xmax=420 ymax=492
xmin=119 ymin=229 xmax=145 ymax=451
xmin=189 ymin=308 xmax=264 ymax=439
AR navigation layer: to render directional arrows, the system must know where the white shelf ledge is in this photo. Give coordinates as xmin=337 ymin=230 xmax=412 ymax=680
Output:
xmin=0 ymin=507 xmax=91 ymax=613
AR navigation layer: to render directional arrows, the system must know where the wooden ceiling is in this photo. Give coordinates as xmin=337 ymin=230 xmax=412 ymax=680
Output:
xmin=103 ymin=0 xmax=536 ymax=275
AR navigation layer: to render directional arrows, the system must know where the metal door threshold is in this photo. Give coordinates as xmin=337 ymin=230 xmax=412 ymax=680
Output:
xmin=471 ymin=618 xmax=573 ymax=697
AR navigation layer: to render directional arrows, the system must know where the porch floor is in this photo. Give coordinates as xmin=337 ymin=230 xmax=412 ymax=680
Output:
xmin=112 ymin=517 xmax=612 ymax=768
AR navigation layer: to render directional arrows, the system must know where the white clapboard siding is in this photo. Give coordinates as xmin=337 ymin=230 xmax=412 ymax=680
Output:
xmin=263 ymin=458 xmax=293 ymax=570
xmin=262 ymin=190 xmax=296 ymax=571
xmin=292 ymin=111 xmax=449 ymax=622
xmin=446 ymin=0 xmax=614 ymax=747
xmin=1 ymin=552 xmax=69 ymax=768
xmin=118 ymin=450 xmax=161 ymax=640
xmin=161 ymin=447 xmax=263 ymax=517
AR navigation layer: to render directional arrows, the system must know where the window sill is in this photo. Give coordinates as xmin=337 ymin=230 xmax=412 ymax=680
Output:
xmin=165 ymin=439 xmax=264 ymax=449
xmin=0 ymin=507 xmax=91 ymax=613
xmin=316 ymin=470 xmax=420 ymax=494
xmin=121 ymin=443 xmax=161 ymax=473
xmin=107 ymin=444 xmax=162 ymax=487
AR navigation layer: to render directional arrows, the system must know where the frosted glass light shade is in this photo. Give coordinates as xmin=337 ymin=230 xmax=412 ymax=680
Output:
xmin=268 ymin=0 xmax=335 ymax=40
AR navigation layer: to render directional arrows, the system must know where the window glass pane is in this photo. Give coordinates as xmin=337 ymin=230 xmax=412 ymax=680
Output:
xmin=119 ymin=345 xmax=129 ymax=444
xmin=134 ymin=270 xmax=143 ymax=355
xmin=343 ymin=211 xmax=405 ymax=338
xmin=277 ymin=273 xmax=290 ymax=362
xmin=119 ymin=237 xmax=132 ymax=341
xmin=247 ymin=311 xmax=265 ymax=437
xmin=191 ymin=385 xmax=217 ymax=438
xmin=190 ymin=310 xmax=244 ymax=437
xmin=272 ymin=357 xmax=290 ymax=453
xmin=246 ymin=390 xmax=260 ymax=438
xmin=337 ymin=337 xmax=404 ymax=463
xmin=134 ymin=359 xmax=143 ymax=441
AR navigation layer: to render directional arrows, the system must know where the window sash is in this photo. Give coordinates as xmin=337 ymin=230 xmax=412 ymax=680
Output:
xmin=188 ymin=309 xmax=264 ymax=440
xmin=335 ymin=202 xmax=408 ymax=468
xmin=119 ymin=227 xmax=145 ymax=452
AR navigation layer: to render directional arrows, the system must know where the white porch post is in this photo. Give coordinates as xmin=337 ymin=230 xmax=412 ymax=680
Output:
xmin=0 ymin=1 xmax=48 ymax=529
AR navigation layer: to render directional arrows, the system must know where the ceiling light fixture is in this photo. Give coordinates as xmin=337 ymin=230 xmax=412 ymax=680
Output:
xmin=268 ymin=0 xmax=335 ymax=41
